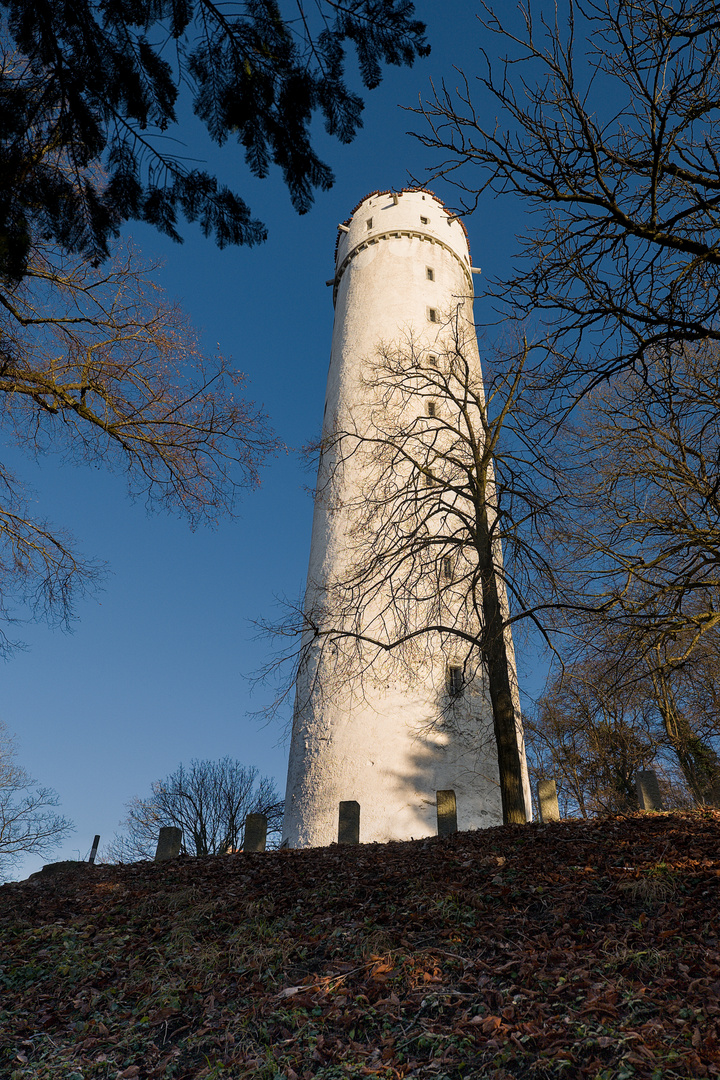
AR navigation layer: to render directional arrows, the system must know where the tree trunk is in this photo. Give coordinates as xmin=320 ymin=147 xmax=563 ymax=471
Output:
xmin=651 ymin=665 xmax=720 ymax=806
xmin=478 ymin=508 xmax=527 ymax=824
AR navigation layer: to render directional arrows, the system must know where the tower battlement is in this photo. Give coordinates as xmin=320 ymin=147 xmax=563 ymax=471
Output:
xmin=333 ymin=189 xmax=473 ymax=301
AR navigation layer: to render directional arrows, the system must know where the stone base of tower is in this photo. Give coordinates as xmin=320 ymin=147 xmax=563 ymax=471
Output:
xmin=282 ymin=685 xmax=504 ymax=848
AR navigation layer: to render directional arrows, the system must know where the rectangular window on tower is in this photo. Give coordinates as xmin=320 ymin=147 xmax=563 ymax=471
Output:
xmin=426 ymin=266 xmax=435 ymax=281
xmin=428 ymin=308 xmax=438 ymax=323
xmin=447 ymin=665 xmax=464 ymax=697
xmin=420 ymin=215 xmax=429 ymax=225
xmin=427 ymin=353 xmax=438 ymax=367
xmin=426 ymin=401 xmax=437 ymax=418
xmin=366 ymin=218 xmax=373 ymax=230
xmin=442 ymin=556 xmax=453 ymax=580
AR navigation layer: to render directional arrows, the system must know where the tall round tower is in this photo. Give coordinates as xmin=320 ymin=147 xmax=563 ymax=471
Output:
xmin=282 ymin=189 xmax=529 ymax=847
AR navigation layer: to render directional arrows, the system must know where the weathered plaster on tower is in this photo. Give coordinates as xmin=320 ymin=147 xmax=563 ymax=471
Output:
xmin=282 ymin=189 xmax=530 ymax=847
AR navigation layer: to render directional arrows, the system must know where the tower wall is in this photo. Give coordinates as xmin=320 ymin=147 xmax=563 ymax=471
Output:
xmin=283 ymin=190 xmax=529 ymax=847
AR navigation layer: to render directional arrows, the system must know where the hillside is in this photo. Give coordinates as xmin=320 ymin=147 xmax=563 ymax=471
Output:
xmin=1 ymin=811 xmax=719 ymax=1079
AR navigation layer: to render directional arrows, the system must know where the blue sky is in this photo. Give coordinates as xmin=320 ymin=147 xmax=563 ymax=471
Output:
xmin=2 ymin=2 xmax=540 ymax=879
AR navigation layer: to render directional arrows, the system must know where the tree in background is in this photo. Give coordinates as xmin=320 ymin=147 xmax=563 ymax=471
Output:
xmin=0 ymin=721 xmax=74 ymax=881
xmin=108 ymin=758 xmax=284 ymax=860
xmin=526 ymin=660 xmax=664 ymax=818
xmin=645 ymin=648 xmax=720 ymax=806
xmin=417 ymin=0 xmax=720 ymax=390
xmin=0 ymin=0 xmax=428 ymax=279
xmin=0 ymin=40 xmax=279 ymax=645
xmin=527 ymin=619 xmax=720 ymax=815
xmin=539 ymin=345 xmax=720 ymax=804
xmin=0 ymin=231 xmax=278 ymax=650
xmin=411 ymin=0 xmax=720 ymax=803
xmin=554 ymin=344 xmax=720 ymax=661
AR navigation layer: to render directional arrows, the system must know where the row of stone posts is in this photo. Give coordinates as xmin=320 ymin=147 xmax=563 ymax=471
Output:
xmin=154 ymin=813 xmax=269 ymax=861
xmin=536 ymin=768 xmax=665 ymax=822
xmin=338 ymin=790 xmax=459 ymax=845
xmin=152 ymin=771 xmax=667 ymax=860
xmin=154 ymin=791 xmax=461 ymax=860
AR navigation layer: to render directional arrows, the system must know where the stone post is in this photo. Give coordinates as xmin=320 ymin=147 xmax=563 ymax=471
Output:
xmin=338 ymin=800 xmax=360 ymax=844
xmin=636 ymin=770 xmax=664 ymax=811
xmin=436 ymin=790 xmax=458 ymax=837
xmin=155 ymin=826 xmax=183 ymax=861
xmin=244 ymin=813 xmax=267 ymax=852
xmin=88 ymin=835 xmax=100 ymax=864
xmin=537 ymin=779 xmax=560 ymax=823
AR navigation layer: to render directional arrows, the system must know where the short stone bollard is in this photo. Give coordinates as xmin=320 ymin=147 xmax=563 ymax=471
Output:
xmin=88 ymin=835 xmax=101 ymax=865
xmin=155 ymin=826 xmax=183 ymax=861
xmin=636 ymin=769 xmax=664 ymax=811
xmin=244 ymin=813 xmax=267 ymax=853
xmin=537 ymin=779 xmax=560 ymax=823
xmin=436 ymin=790 xmax=458 ymax=837
xmin=338 ymin=800 xmax=360 ymax=844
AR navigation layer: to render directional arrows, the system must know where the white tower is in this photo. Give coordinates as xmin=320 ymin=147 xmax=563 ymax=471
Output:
xmin=283 ymin=188 xmax=529 ymax=847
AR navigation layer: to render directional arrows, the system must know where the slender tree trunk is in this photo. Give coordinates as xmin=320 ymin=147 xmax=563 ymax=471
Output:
xmin=651 ymin=663 xmax=720 ymax=806
xmin=478 ymin=507 xmax=527 ymax=824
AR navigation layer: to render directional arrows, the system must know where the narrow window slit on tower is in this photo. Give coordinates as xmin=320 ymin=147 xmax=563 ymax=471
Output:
xmin=427 ymin=400 xmax=436 ymax=418
xmin=442 ymin=555 xmax=453 ymax=579
xmin=428 ymin=308 xmax=438 ymax=323
xmin=426 ymin=266 xmax=434 ymax=281
xmin=366 ymin=218 xmax=373 ymax=229
xmin=447 ymin=665 xmax=464 ymax=697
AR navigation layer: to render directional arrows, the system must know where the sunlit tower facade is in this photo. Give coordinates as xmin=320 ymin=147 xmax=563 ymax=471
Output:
xmin=282 ymin=189 xmax=530 ymax=847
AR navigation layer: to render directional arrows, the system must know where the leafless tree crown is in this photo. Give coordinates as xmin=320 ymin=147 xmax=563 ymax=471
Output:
xmin=107 ymin=758 xmax=284 ymax=860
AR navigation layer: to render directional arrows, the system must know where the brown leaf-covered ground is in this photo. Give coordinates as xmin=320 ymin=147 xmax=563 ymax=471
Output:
xmin=1 ymin=810 xmax=719 ymax=1079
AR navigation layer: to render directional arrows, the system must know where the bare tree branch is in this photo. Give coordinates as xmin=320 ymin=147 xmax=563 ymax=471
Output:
xmin=0 ymin=721 xmax=74 ymax=880
xmin=413 ymin=0 xmax=720 ymax=398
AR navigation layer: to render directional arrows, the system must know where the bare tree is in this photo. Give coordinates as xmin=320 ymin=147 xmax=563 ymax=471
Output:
xmin=525 ymin=662 xmax=663 ymax=818
xmin=534 ymin=608 xmax=720 ymax=809
xmin=645 ymin=649 xmax=720 ymax=805
xmin=555 ymin=343 xmax=720 ymax=654
xmin=0 ymin=234 xmax=277 ymax=648
xmin=661 ymin=632 xmax=720 ymax=787
xmin=266 ymin=319 xmax=565 ymax=825
xmin=416 ymin=0 xmax=720 ymax=392
xmin=403 ymin=2 xmax=720 ymax=803
xmin=536 ymin=342 xmax=720 ymax=801
xmin=527 ymin=630 xmax=720 ymax=814
xmin=107 ymin=758 xmax=284 ymax=860
xmin=0 ymin=721 xmax=74 ymax=880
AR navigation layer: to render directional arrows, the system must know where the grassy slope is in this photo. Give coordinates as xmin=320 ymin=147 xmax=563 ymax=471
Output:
xmin=1 ymin=811 xmax=719 ymax=1080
